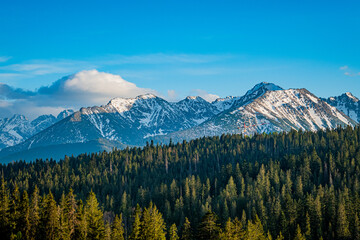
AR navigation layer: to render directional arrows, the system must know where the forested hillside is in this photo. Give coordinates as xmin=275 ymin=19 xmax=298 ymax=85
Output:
xmin=1 ymin=126 xmax=360 ymax=239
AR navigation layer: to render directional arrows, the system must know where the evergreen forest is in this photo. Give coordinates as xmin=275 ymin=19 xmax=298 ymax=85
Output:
xmin=1 ymin=126 xmax=360 ymax=239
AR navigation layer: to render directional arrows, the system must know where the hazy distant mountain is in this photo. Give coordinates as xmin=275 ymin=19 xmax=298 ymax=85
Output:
xmin=0 ymin=109 xmax=74 ymax=149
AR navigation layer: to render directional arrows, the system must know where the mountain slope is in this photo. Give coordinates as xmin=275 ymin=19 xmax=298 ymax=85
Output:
xmin=175 ymin=96 xmax=220 ymax=124
xmin=0 ymin=94 xmax=219 ymax=160
xmin=322 ymin=92 xmax=360 ymax=123
xmin=1 ymin=82 xmax=358 ymax=162
xmin=152 ymin=88 xmax=356 ymax=143
xmin=0 ymin=110 xmax=74 ymax=149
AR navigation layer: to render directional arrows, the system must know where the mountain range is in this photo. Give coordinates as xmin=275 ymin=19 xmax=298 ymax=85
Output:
xmin=0 ymin=82 xmax=358 ymax=163
xmin=0 ymin=110 xmax=74 ymax=149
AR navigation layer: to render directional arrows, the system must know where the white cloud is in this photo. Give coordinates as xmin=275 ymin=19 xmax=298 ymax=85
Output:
xmin=62 ymin=70 xmax=157 ymax=105
xmin=340 ymin=65 xmax=359 ymax=77
xmin=0 ymin=70 xmax=157 ymax=119
xmin=167 ymin=90 xmax=179 ymax=102
xmin=190 ymin=89 xmax=220 ymax=102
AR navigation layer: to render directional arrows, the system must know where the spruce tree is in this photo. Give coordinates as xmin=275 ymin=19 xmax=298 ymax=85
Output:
xmin=169 ymin=223 xmax=179 ymax=240
xmin=129 ymin=204 xmax=142 ymax=240
xmin=39 ymin=192 xmax=60 ymax=240
xmin=245 ymin=215 xmax=266 ymax=240
xmin=337 ymin=200 xmax=350 ymax=239
xmin=140 ymin=202 xmax=166 ymax=240
xmin=85 ymin=191 xmax=105 ymax=240
xmin=18 ymin=191 xmax=31 ymax=240
xmin=0 ymin=177 xmax=10 ymax=238
xmin=197 ymin=211 xmax=221 ymax=240
xmin=181 ymin=217 xmax=192 ymax=240
xmin=294 ymin=225 xmax=306 ymax=240
xmin=112 ymin=214 xmax=124 ymax=240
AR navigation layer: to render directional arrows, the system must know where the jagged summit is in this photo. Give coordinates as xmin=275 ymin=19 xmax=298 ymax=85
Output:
xmin=344 ymin=92 xmax=359 ymax=102
xmin=57 ymin=109 xmax=75 ymax=120
xmin=10 ymin=114 xmax=28 ymax=121
xmin=244 ymin=82 xmax=283 ymax=96
xmin=229 ymin=82 xmax=284 ymax=110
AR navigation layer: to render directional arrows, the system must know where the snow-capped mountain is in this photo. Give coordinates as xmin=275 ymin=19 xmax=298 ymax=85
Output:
xmin=0 ymin=110 xmax=74 ymax=149
xmin=175 ymin=96 xmax=220 ymax=125
xmin=212 ymin=96 xmax=240 ymax=112
xmin=152 ymin=86 xmax=356 ymax=143
xmin=322 ymin=92 xmax=360 ymax=123
xmin=0 ymin=94 xmax=220 ymax=157
xmin=0 ymin=82 xmax=358 ymax=162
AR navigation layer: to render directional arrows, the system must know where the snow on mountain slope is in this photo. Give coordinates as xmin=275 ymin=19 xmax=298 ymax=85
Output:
xmin=1 ymin=94 xmax=221 ymax=155
xmin=0 ymin=115 xmax=34 ymax=149
xmin=211 ymin=82 xmax=282 ymax=114
xmin=0 ymin=110 xmax=74 ymax=149
xmin=322 ymin=92 xmax=360 ymax=123
xmin=152 ymin=88 xmax=356 ymax=143
xmin=211 ymin=96 xmax=240 ymax=112
xmin=1 ymin=82 xmax=358 ymax=162
xmin=175 ymin=96 xmax=220 ymax=124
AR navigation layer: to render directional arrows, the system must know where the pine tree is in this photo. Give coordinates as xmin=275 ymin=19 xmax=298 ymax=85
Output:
xmin=39 ymin=192 xmax=60 ymax=240
xmin=304 ymin=212 xmax=311 ymax=240
xmin=233 ymin=217 xmax=246 ymax=240
xmin=129 ymin=204 xmax=142 ymax=240
xmin=181 ymin=217 xmax=192 ymax=240
xmin=140 ymin=202 xmax=166 ymax=240
xmin=18 ymin=191 xmax=31 ymax=240
xmin=337 ymin=200 xmax=350 ymax=239
xmin=197 ymin=211 xmax=221 ymax=240
xmin=169 ymin=223 xmax=179 ymax=240
xmin=29 ymin=186 xmax=40 ymax=240
xmin=112 ymin=214 xmax=124 ymax=240
xmin=353 ymin=213 xmax=360 ymax=240
xmin=59 ymin=193 xmax=71 ymax=240
xmin=10 ymin=184 xmax=21 ymax=237
xmin=74 ymin=200 xmax=87 ymax=240
xmin=294 ymin=225 xmax=306 ymax=240
xmin=65 ymin=189 xmax=78 ymax=239
xmin=85 ymin=191 xmax=105 ymax=239
xmin=104 ymin=223 xmax=111 ymax=240
xmin=245 ymin=215 xmax=266 ymax=240
xmin=0 ymin=177 xmax=10 ymax=238
xmin=219 ymin=218 xmax=236 ymax=240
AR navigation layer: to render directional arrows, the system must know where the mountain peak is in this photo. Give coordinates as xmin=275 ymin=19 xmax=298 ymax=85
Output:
xmin=186 ymin=96 xmax=198 ymax=100
xmin=344 ymin=92 xmax=359 ymax=102
xmin=57 ymin=109 xmax=75 ymax=120
xmin=247 ymin=82 xmax=283 ymax=94
xmin=10 ymin=114 xmax=28 ymax=121
xmin=230 ymin=82 xmax=284 ymax=109
xmin=136 ymin=93 xmax=157 ymax=100
xmin=184 ymin=96 xmax=206 ymax=102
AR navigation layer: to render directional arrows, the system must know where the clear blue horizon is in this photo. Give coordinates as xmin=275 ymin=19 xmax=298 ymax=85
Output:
xmin=0 ymin=0 xmax=359 ymax=118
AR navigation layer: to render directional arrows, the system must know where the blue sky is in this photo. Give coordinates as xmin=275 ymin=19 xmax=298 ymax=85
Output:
xmin=0 ymin=0 xmax=359 ymax=118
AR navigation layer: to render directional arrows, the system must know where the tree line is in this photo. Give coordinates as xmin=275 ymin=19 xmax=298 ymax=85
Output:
xmin=1 ymin=126 xmax=360 ymax=239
